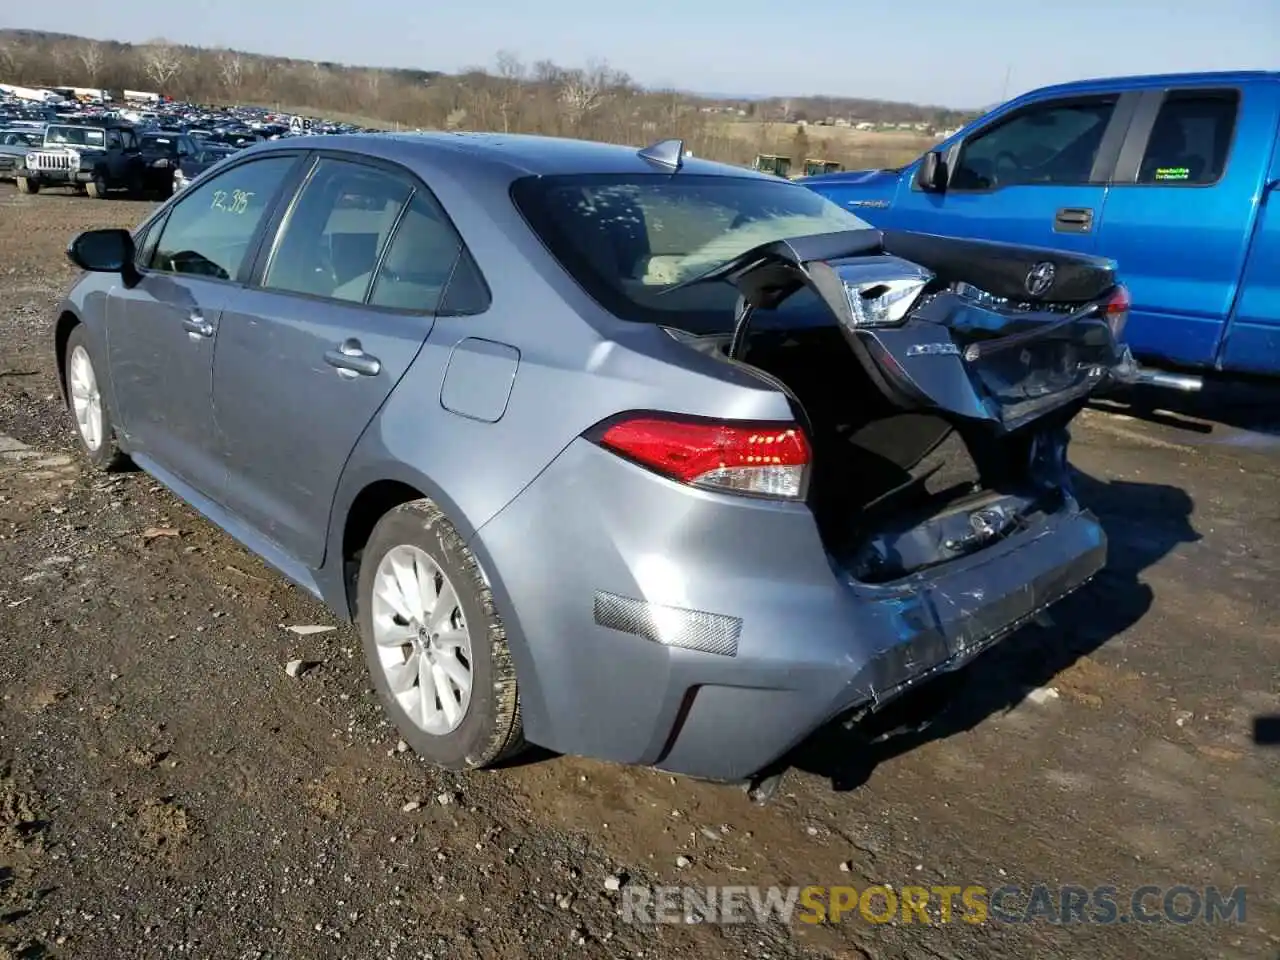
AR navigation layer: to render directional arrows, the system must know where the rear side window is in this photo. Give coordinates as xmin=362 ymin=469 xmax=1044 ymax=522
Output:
xmin=951 ymin=97 xmax=1117 ymax=190
xmin=263 ymin=158 xmax=413 ymax=303
xmin=148 ymin=155 xmax=296 ymax=281
xmin=1137 ymin=90 xmax=1239 ymax=185
xmin=367 ymin=191 xmax=487 ymax=314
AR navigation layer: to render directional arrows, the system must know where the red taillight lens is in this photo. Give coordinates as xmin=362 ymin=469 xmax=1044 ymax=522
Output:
xmin=595 ymin=415 xmax=811 ymax=500
xmin=1103 ymin=284 xmax=1130 ymax=339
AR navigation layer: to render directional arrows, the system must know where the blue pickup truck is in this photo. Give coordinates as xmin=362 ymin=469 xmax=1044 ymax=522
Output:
xmin=799 ymin=71 xmax=1280 ymax=389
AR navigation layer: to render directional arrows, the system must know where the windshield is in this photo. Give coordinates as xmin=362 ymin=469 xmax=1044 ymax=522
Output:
xmin=45 ymin=125 xmax=105 ymax=147
xmin=511 ymin=173 xmax=870 ymax=333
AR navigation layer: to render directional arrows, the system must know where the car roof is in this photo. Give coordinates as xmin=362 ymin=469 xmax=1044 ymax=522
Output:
xmin=238 ymin=131 xmax=778 ymax=181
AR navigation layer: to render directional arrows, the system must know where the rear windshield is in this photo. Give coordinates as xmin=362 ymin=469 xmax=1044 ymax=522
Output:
xmin=511 ymin=173 xmax=870 ymax=334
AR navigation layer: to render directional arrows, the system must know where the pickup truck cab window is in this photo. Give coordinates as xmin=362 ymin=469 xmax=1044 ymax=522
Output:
xmin=951 ymin=97 xmax=1118 ymax=191
xmin=1135 ymin=90 xmax=1239 ymax=185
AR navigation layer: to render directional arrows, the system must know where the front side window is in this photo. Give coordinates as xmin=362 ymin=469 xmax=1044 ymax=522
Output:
xmin=1137 ymin=90 xmax=1239 ymax=185
xmin=263 ymin=158 xmax=413 ymax=303
xmin=951 ymin=98 xmax=1117 ymax=190
xmin=148 ymin=155 xmax=296 ymax=281
xmin=511 ymin=173 xmax=869 ymax=333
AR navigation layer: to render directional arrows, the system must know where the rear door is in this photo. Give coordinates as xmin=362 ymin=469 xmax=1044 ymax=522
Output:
xmin=889 ymin=92 xmax=1138 ymax=254
xmin=211 ymin=154 xmax=480 ymax=566
xmin=1096 ymin=85 xmax=1258 ymax=367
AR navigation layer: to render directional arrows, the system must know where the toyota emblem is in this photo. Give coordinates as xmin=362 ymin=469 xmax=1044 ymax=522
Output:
xmin=1025 ymin=261 xmax=1056 ymax=297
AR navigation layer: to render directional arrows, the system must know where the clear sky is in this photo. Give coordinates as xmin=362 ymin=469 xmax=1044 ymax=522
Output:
xmin=9 ymin=0 xmax=1278 ymax=108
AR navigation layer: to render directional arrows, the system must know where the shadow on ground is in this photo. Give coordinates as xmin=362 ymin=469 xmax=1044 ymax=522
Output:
xmin=790 ymin=467 xmax=1200 ymax=792
xmin=1091 ymin=378 xmax=1280 ymax=442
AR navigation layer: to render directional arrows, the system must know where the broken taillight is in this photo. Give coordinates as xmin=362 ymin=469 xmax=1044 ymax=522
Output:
xmin=593 ymin=414 xmax=811 ymax=500
xmin=1102 ymin=284 xmax=1131 ymax=339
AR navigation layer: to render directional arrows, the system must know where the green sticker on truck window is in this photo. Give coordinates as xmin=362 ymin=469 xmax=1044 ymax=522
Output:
xmin=1154 ymin=167 xmax=1190 ymax=181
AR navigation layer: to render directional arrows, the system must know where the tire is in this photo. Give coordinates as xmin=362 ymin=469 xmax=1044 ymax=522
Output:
xmin=85 ymin=173 xmax=108 ymax=199
xmin=15 ymin=176 xmax=37 ymax=194
xmin=64 ymin=326 xmax=129 ymax=471
xmin=356 ymin=499 xmax=524 ymax=770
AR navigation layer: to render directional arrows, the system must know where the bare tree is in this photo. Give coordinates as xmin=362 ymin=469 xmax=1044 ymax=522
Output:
xmin=0 ymin=40 xmax=20 ymax=78
xmin=493 ymin=50 xmax=525 ymax=132
xmin=50 ymin=43 xmax=75 ymax=81
xmin=77 ymin=41 xmax=104 ymax=84
xmin=216 ymin=50 xmax=244 ymax=95
xmin=141 ymin=40 xmax=187 ymax=90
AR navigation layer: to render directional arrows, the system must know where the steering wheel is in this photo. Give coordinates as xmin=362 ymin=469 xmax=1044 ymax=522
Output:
xmin=992 ymin=150 xmax=1024 ymax=186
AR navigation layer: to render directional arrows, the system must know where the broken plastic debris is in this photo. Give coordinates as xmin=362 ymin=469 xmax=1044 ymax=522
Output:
xmin=284 ymin=659 xmax=313 ymax=678
xmin=140 ymin=526 xmax=181 ymax=541
xmin=286 ymin=624 xmax=337 ymax=636
xmin=1025 ymin=686 xmax=1060 ymax=705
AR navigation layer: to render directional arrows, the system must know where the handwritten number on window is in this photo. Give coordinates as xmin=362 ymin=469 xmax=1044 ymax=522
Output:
xmin=210 ymin=189 xmax=255 ymax=214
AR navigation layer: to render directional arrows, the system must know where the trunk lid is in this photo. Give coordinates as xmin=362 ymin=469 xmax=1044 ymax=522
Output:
xmin=705 ymin=229 xmax=1126 ymax=434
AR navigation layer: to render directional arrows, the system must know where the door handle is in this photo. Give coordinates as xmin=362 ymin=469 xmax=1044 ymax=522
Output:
xmin=1053 ymin=207 xmax=1094 ymax=234
xmin=324 ymin=339 xmax=381 ymax=379
xmin=182 ymin=312 xmax=214 ymax=339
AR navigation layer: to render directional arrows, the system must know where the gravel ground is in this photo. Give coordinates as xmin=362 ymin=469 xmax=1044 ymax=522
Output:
xmin=0 ymin=181 xmax=1276 ymax=960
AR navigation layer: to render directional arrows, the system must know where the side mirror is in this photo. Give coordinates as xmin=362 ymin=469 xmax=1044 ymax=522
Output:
xmin=67 ymin=228 xmax=136 ymax=275
xmin=915 ymin=151 xmax=949 ymax=193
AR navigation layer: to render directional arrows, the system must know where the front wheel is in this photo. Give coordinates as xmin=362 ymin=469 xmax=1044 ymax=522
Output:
xmin=15 ymin=176 xmax=37 ymax=194
xmin=85 ymin=173 xmax=108 ymax=199
xmin=64 ymin=327 xmax=129 ymax=471
xmin=356 ymin=499 xmax=524 ymax=769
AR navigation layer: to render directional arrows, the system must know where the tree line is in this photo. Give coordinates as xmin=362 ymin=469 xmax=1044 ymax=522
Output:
xmin=0 ymin=30 xmax=955 ymax=169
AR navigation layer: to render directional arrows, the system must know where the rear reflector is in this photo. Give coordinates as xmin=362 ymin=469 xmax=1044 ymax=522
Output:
xmin=1103 ymin=284 xmax=1130 ymax=339
xmin=595 ymin=414 xmax=811 ymax=500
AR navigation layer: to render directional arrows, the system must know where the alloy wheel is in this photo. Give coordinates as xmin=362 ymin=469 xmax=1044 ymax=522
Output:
xmin=370 ymin=544 xmax=474 ymax=735
xmin=68 ymin=344 xmax=103 ymax=451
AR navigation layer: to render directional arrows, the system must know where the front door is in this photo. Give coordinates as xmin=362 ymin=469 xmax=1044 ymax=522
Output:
xmin=892 ymin=93 xmax=1135 ymax=256
xmin=213 ymin=156 xmax=477 ymax=566
xmin=105 ymin=153 xmax=299 ymax=495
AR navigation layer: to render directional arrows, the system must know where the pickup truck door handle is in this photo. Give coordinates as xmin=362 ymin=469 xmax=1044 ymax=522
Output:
xmin=182 ymin=312 xmax=214 ymax=340
xmin=1054 ymin=207 xmax=1094 ymax=233
xmin=324 ymin=339 xmax=381 ymax=379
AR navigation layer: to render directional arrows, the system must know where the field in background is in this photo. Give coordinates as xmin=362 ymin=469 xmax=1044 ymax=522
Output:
xmin=248 ymin=105 xmax=940 ymax=171
xmin=720 ymin=119 xmax=940 ymax=169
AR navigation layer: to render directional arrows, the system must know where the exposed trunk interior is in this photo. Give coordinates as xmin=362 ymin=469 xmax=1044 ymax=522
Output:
xmin=684 ymin=326 xmax=1077 ymax=583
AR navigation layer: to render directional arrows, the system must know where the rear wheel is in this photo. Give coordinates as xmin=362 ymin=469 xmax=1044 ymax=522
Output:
xmin=15 ymin=176 xmax=37 ymax=194
xmin=356 ymin=499 xmax=524 ymax=769
xmin=64 ymin=327 xmax=128 ymax=471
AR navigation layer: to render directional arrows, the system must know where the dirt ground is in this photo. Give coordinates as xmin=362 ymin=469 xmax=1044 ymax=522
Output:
xmin=0 ymin=181 xmax=1276 ymax=960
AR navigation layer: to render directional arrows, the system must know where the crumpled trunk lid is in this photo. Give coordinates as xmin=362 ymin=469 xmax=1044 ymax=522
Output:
xmin=709 ymin=228 xmax=1127 ymax=434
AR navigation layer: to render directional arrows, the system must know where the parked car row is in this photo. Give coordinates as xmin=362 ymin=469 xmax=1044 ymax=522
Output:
xmin=1 ymin=91 xmax=380 ymax=196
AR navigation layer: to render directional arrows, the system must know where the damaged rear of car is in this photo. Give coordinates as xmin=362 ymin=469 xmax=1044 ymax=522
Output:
xmin=481 ymin=160 xmax=1122 ymax=783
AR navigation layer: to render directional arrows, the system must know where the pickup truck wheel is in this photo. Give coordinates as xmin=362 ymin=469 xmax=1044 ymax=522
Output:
xmin=356 ymin=499 xmax=525 ymax=770
xmin=15 ymin=176 xmax=37 ymax=194
xmin=64 ymin=327 xmax=129 ymax=471
xmin=85 ymin=174 xmax=108 ymax=199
